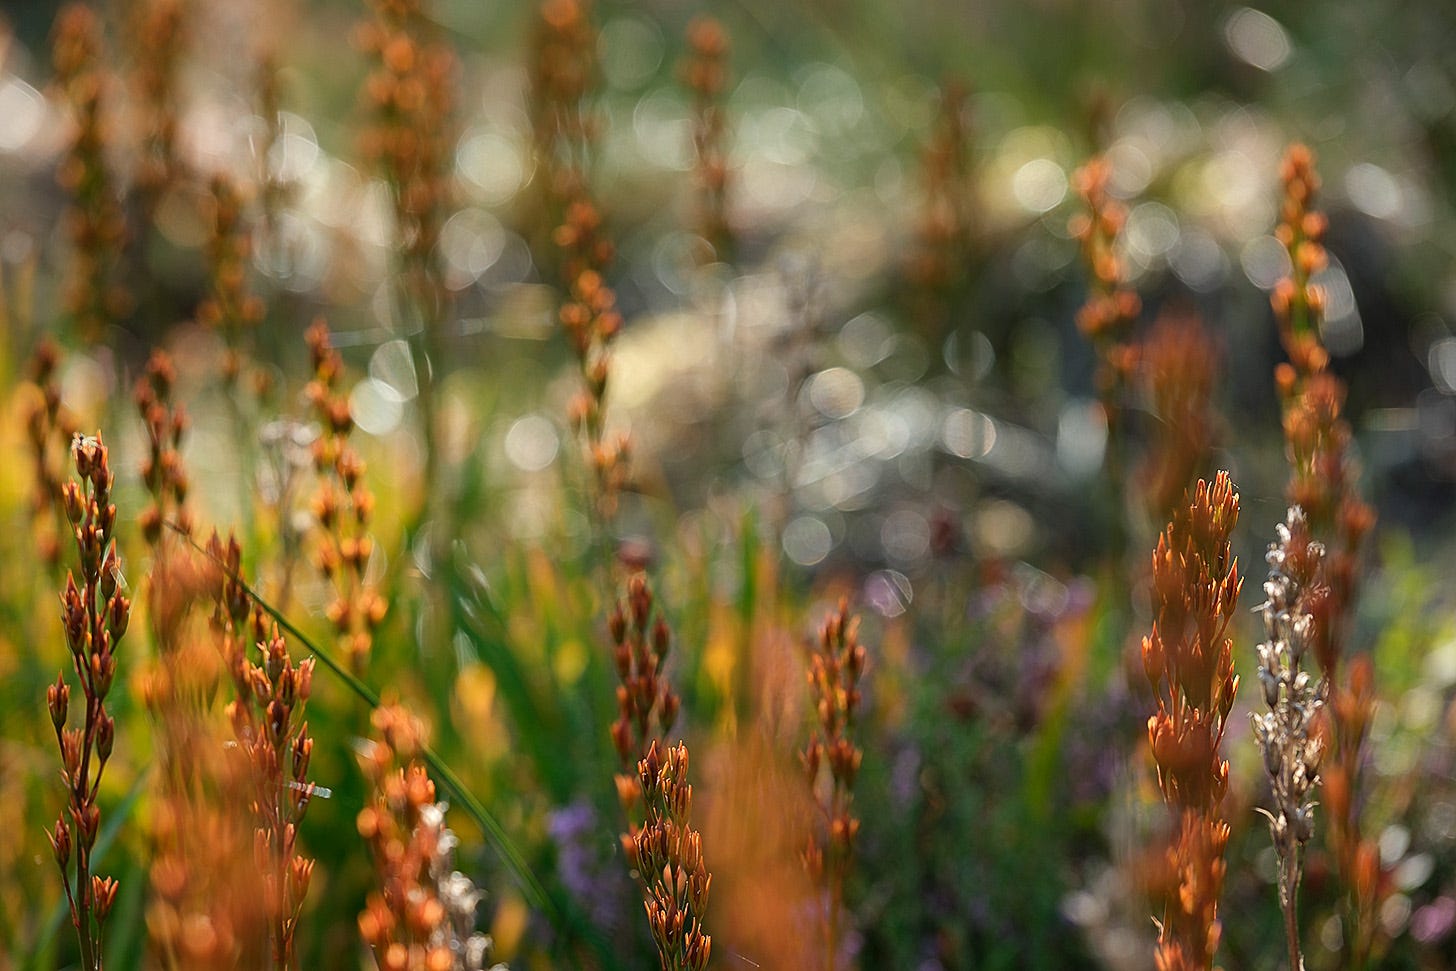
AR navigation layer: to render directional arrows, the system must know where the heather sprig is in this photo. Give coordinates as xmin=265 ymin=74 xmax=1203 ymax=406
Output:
xmin=626 ymin=741 xmax=712 ymax=971
xmin=1252 ymin=506 xmax=1328 ymax=971
xmin=1142 ymin=472 xmax=1241 ymax=971
xmin=49 ymin=432 xmax=130 ymax=971
xmin=802 ymin=600 xmax=867 ymax=971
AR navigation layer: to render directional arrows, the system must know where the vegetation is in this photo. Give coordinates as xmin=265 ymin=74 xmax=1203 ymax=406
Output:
xmin=2 ymin=1 xmax=1456 ymax=969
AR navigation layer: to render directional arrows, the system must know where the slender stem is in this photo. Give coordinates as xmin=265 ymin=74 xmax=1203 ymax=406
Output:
xmin=1282 ymin=849 xmax=1304 ymax=971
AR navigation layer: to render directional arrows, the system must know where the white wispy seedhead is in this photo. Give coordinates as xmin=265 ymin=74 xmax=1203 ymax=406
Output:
xmin=1253 ymin=505 xmax=1328 ymax=970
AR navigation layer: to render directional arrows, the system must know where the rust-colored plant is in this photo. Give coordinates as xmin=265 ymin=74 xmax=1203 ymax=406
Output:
xmin=142 ymin=541 xmax=258 ymax=970
xmin=802 ymin=600 xmax=867 ymax=971
xmin=1071 ymin=155 xmax=1141 ymax=448
xmin=1140 ymin=310 xmax=1219 ymax=523
xmin=24 ymin=339 xmax=75 ymax=570
xmin=127 ymin=0 xmax=189 ymax=221
xmin=356 ymin=0 xmax=456 ymax=486
xmin=680 ymin=16 xmax=733 ymax=261
xmin=606 ymin=574 xmax=713 ymax=970
xmin=1270 ymin=144 xmax=1380 ymax=967
xmin=305 ymin=320 xmax=386 ymax=673
xmin=198 ymin=174 xmax=267 ymax=391
xmin=52 ymin=3 xmax=130 ymax=343
xmin=530 ymin=0 xmax=630 ymax=526
xmin=609 ymin=572 xmax=681 ymax=803
xmin=626 ymin=741 xmax=713 ymax=971
xmin=135 ymin=349 xmax=192 ymax=548
xmin=208 ymin=533 xmax=318 ymax=969
xmin=906 ymin=79 xmax=975 ymax=344
xmin=48 ymin=432 xmax=130 ymax=971
xmin=356 ymin=705 xmax=500 ymax=971
xmin=1142 ymin=472 xmax=1241 ymax=971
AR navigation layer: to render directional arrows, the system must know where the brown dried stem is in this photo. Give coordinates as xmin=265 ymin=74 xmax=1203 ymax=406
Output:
xmin=1071 ymin=156 xmax=1141 ymax=461
xmin=531 ymin=0 xmax=629 ymax=528
xmin=198 ymin=174 xmax=267 ymax=392
xmin=306 ymin=320 xmax=386 ymax=674
xmin=680 ymin=16 xmax=733 ymax=262
xmin=802 ymin=601 xmax=867 ymax=971
xmin=1140 ymin=311 xmax=1219 ymax=523
xmin=128 ymin=0 xmax=190 ymax=222
xmin=25 ymin=340 xmax=76 ymax=571
xmin=906 ymin=80 xmax=975 ymax=346
xmin=136 ymin=349 xmax=192 ymax=550
xmin=52 ymin=3 xmax=130 ymax=343
xmin=609 ymin=572 xmax=681 ymax=801
xmin=356 ymin=0 xmax=456 ymax=500
xmin=208 ymin=533 xmax=318 ymax=969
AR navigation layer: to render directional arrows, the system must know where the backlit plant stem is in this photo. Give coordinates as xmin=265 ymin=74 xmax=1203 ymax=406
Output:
xmin=1271 ymin=144 xmax=1379 ymax=969
xmin=50 ymin=433 xmax=129 ymax=971
xmin=1142 ymin=472 xmax=1241 ymax=970
xmin=803 ymin=601 xmax=867 ymax=971
xmin=1253 ymin=507 xmax=1329 ymax=971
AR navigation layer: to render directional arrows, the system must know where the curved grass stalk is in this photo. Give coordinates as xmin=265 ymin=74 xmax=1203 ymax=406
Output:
xmin=173 ymin=524 xmax=544 ymax=912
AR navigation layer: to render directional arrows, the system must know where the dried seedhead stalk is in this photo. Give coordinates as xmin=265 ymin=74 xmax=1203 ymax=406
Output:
xmin=198 ymin=174 xmax=266 ymax=390
xmin=1140 ymin=311 xmax=1219 ymax=523
xmin=530 ymin=0 xmax=630 ymax=524
xmin=802 ymin=600 xmax=867 ymax=971
xmin=128 ymin=0 xmax=190 ymax=220
xmin=356 ymin=0 xmax=454 ymax=335
xmin=306 ymin=320 xmax=385 ymax=673
xmin=681 ymin=16 xmax=733 ymax=261
xmin=53 ymin=3 xmax=130 ymax=342
xmin=607 ymin=575 xmax=710 ymax=968
xmin=529 ymin=0 xmax=597 ymax=224
xmin=208 ymin=535 xmax=317 ymax=970
xmin=25 ymin=339 xmax=76 ymax=570
xmin=609 ymin=572 xmax=681 ymax=807
xmin=136 ymin=349 xmax=192 ymax=548
xmin=1071 ymin=156 xmax=1141 ymax=436
xmin=1142 ymin=472 xmax=1241 ymax=971
xmin=357 ymin=706 xmax=503 ymax=971
xmin=1271 ymin=144 xmax=1381 ymax=965
xmin=625 ymin=741 xmax=712 ymax=971
xmin=142 ymin=543 xmax=256 ymax=970
xmin=1253 ymin=506 xmax=1328 ymax=971
xmin=49 ymin=432 xmax=130 ymax=971
xmin=906 ymin=79 xmax=975 ymax=342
